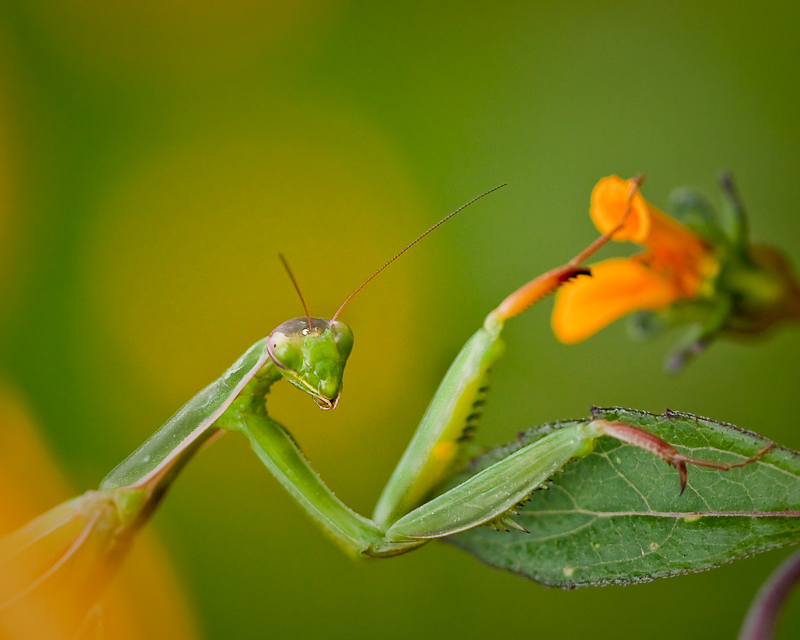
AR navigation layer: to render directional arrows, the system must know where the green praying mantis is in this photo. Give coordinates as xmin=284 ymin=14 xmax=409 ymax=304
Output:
xmin=4 ymin=173 xmax=799 ymax=640
xmin=90 ymin=176 xmax=770 ymax=562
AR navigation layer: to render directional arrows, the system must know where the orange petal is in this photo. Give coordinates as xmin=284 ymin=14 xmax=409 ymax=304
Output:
xmin=590 ymin=176 xmax=650 ymax=243
xmin=552 ymin=257 xmax=680 ymax=343
xmin=644 ymin=204 xmax=712 ymax=271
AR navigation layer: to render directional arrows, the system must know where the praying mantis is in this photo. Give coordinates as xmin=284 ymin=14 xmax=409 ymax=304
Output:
xmin=93 ymin=176 xmax=770 ymax=560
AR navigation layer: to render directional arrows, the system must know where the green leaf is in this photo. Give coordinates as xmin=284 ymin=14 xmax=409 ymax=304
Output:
xmin=443 ymin=407 xmax=800 ymax=587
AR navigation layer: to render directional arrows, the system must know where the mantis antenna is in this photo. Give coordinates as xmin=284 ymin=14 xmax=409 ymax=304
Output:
xmin=331 ymin=183 xmax=508 ymax=321
xmin=278 ymin=253 xmax=313 ymax=328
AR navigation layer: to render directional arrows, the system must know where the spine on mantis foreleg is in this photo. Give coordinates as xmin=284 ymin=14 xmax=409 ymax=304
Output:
xmin=100 ymin=338 xmax=274 ymax=491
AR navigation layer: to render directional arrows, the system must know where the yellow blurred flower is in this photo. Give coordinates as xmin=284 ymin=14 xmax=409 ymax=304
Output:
xmin=0 ymin=383 xmax=199 ymax=640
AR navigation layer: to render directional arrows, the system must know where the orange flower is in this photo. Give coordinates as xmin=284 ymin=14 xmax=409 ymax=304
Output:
xmin=552 ymin=175 xmax=718 ymax=344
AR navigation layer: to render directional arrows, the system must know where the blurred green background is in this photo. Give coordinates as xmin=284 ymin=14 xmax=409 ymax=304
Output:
xmin=1 ymin=1 xmax=799 ymax=638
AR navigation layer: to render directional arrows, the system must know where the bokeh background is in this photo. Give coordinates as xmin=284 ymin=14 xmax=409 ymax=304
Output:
xmin=1 ymin=1 xmax=799 ymax=638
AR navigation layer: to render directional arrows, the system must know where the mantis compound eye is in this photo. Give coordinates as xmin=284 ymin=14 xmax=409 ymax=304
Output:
xmin=330 ymin=320 xmax=354 ymax=360
xmin=269 ymin=333 xmax=302 ymax=370
xmin=268 ymin=318 xmax=317 ymax=368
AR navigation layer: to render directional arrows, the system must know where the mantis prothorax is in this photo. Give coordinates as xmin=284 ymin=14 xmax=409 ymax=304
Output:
xmin=92 ymin=175 xmax=769 ymax=559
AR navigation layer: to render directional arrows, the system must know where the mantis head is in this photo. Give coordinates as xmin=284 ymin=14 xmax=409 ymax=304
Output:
xmin=267 ymin=317 xmax=354 ymax=410
xmin=271 ymin=185 xmax=504 ymax=410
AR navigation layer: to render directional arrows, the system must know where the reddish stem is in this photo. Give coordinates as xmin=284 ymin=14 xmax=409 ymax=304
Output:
xmin=738 ymin=547 xmax=800 ymax=640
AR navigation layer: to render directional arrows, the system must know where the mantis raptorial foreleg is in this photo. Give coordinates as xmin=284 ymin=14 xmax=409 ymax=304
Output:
xmin=372 ymin=177 xmax=644 ymax=527
xmin=370 ymin=261 xmax=592 ymax=528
